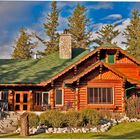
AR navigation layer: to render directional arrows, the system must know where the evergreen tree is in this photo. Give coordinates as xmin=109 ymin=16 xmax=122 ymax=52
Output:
xmin=123 ymin=10 xmax=140 ymax=60
xmin=34 ymin=1 xmax=59 ymax=55
xmin=12 ymin=28 xmax=36 ymax=59
xmin=94 ymin=24 xmax=120 ymax=46
xmin=68 ymin=3 xmax=93 ymax=49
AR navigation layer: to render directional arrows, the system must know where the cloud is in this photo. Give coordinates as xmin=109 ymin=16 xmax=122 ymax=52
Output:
xmin=112 ymin=18 xmax=130 ymax=49
xmin=92 ymin=18 xmax=130 ymax=49
xmin=88 ymin=2 xmax=113 ymax=10
xmin=103 ymin=14 xmax=122 ymax=20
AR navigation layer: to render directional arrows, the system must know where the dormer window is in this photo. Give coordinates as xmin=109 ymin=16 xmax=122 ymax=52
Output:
xmin=108 ymin=54 xmax=114 ymax=64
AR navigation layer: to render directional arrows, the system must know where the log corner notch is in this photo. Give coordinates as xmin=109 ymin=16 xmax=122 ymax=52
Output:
xmin=75 ymin=79 xmax=80 ymax=111
xmin=97 ymin=50 xmax=100 ymax=61
xmin=50 ymin=80 xmax=55 ymax=109
xmin=99 ymin=63 xmax=103 ymax=79
xmin=115 ymin=49 xmax=119 ymax=61
xmin=74 ymin=65 xmax=77 ymax=75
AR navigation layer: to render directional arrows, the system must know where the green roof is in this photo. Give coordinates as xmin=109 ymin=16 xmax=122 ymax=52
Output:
xmin=0 ymin=48 xmax=89 ymax=84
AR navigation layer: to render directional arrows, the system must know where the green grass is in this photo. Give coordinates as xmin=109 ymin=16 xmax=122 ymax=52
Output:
xmin=0 ymin=122 xmax=140 ymax=139
xmin=0 ymin=49 xmax=89 ymax=84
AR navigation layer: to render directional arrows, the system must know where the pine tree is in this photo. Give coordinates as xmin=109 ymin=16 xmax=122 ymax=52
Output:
xmin=44 ymin=1 xmax=59 ymax=55
xmin=94 ymin=24 xmax=120 ymax=46
xmin=68 ymin=3 xmax=92 ymax=49
xmin=34 ymin=1 xmax=59 ymax=55
xmin=12 ymin=28 xmax=36 ymax=59
xmin=123 ymin=10 xmax=140 ymax=60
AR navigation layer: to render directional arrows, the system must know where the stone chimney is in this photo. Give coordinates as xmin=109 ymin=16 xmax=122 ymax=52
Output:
xmin=59 ymin=30 xmax=72 ymax=59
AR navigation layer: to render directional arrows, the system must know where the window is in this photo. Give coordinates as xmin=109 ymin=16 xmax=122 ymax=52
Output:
xmin=23 ymin=94 xmax=28 ymax=103
xmin=55 ymin=89 xmax=63 ymax=105
xmin=87 ymin=87 xmax=113 ymax=104
xmin=42 ymin=92 xmax=49 ymax=105
xmin=33 ymin=92 xmax=42 ymax=105
xmin=16 ymin=94 xmax=20 ymax=103
xmin=108 ymin=54 xmax=114 ymax=64
xmin=23 ymin=105 xmax=27 ymax=110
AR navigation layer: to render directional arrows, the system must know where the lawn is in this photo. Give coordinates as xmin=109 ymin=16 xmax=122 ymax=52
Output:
xmin=0 ymin=122 xmax=140 ymax=139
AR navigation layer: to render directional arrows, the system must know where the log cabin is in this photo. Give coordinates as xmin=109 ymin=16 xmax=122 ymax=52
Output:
xmin=0 ymin=32 xmax=140 ymax=112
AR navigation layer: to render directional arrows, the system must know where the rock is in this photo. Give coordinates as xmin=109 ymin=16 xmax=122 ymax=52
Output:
xmin=90 ymin=127 xmax=98 ymax=132
xmin=15 ymin=127 xmax=21 ymax=133
xmin=35 ymin=128 xmax=45 ymax=134
xmin=45 ymin=130 xmax=49 ymax=133
xmin=81 ymin=127 xmax=87 ymax=133
xmin=48 ymin=128 xmax=53 ymax=133
xmin=100 ymin=128 xmax=106 ymax=132
xmin=53 ymin=128 xmax=58 ymax=133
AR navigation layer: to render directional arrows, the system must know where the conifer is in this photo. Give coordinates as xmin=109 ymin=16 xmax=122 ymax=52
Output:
xmin=68 ymin=3 xmax=93 ymax=49
xmin=123 ymin=10 xmax=140 ymax=60
xmin=94 ymin=24 xmax=120 ymax=46
xmin=12 ymin=28 xmax=36 ymax=59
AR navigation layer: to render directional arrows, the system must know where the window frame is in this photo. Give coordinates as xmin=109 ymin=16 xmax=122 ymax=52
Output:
xmin=87 ymin=87 xmax=114 ymax=105
xmin=55 ymin=88 xmax=64 ymax=106
xmin=42 ymin=92 xmax=50 ymax=106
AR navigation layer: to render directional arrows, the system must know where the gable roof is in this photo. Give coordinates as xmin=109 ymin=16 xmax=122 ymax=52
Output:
xmin=40 ymin=46 xmax=140 ymax=86
xmin=64 ymin=61 xmax=125 ymax=84
xmin=64 ymin=61 xmax=140 ymax=85
xmin=0 ymin=45 xmax=139 ymax=86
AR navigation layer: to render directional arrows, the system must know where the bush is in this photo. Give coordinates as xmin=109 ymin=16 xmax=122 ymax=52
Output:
xmin=126 ymin=96 xmax=140 ymax=119
xmin=40 ymin=110 xmax=66 ymax=128
xmin=99 ymin=110 xmax=123 ymax=121
xmin=65 ymin=111 xmax=81 ymax=127
xmin=80 ymin=109 xmax=101 ymax=126
xmin=29 ymin=113 xmax=40 ymax=128
xmin=40 ymin=111 xmax=50 ymax=127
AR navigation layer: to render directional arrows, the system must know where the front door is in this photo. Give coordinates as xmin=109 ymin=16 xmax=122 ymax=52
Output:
xmin=14 ymin=91 xmax=30 ymax=111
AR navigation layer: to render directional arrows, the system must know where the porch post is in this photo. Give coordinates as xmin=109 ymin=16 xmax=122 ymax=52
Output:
xmin=122 ymin=79 xmax=126 ymax=112
xmin=50 ymin=88 xmax=55 ymax=109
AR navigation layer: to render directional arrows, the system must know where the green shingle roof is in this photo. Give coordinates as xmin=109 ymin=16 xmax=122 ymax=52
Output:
xmin=0 ymin=49 xmax=89 ymax=84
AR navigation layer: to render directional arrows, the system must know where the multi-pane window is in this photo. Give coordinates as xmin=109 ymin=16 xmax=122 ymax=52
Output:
xmin=87 ymin=87 xmax=113 ymax=104
xmin=55 ymin=89 xmax=63 ymax=105
xmin=33 ymin=92 xmax=42 ymax=105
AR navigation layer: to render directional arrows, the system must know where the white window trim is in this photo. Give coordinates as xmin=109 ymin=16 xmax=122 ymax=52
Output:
xmin=87 ymin=87 xmax=114 ymax=105
xmin=55 ymin=88 xmax=64 ymax=106
xmin=42 ymin=92 xmax=50 ymax=106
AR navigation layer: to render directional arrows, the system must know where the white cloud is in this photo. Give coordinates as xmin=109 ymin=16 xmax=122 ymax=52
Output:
xmin=88 ymin=2 xmax=113 ymax=10
xmin=113 ymin=18 xmax=130 ymax=49
xmin=91 ymin=18 xmax=130 ymax=49
xmin=103 ymin=14 xmax=122 ymax=20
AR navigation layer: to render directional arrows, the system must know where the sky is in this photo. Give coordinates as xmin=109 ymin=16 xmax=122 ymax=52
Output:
xmin=0 ymin=1 xmax=140 ymax=59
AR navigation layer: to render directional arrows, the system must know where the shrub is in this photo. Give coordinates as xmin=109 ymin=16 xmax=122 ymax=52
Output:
xmin=99 ymin=110 xmax=123 ymax=121
xmin=80 ymin=109 xmax=101 ymax=126
xmin=29 ymin=113 xmax=40 ymax=128
xmin=126 ymin=96 xmax=140 ymax=119
xmin=65 ymin=111 xmax=81 ymax=127
xmin=40 ymin=111 xmax=50 ymax=127
xmin=40 ymin=110 xmax=66 ymax=128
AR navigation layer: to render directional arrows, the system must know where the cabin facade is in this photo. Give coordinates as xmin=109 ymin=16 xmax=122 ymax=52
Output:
xmin=0 ymin=33 xmax=140 ymax=112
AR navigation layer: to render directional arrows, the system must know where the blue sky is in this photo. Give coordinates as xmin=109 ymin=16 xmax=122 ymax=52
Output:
xmin=0 ymin=1 xmax=140 ymax=58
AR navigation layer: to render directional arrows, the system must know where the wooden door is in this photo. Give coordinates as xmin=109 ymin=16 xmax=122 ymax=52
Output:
xmin=14 ymin=91 xmax=31 ymax=111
